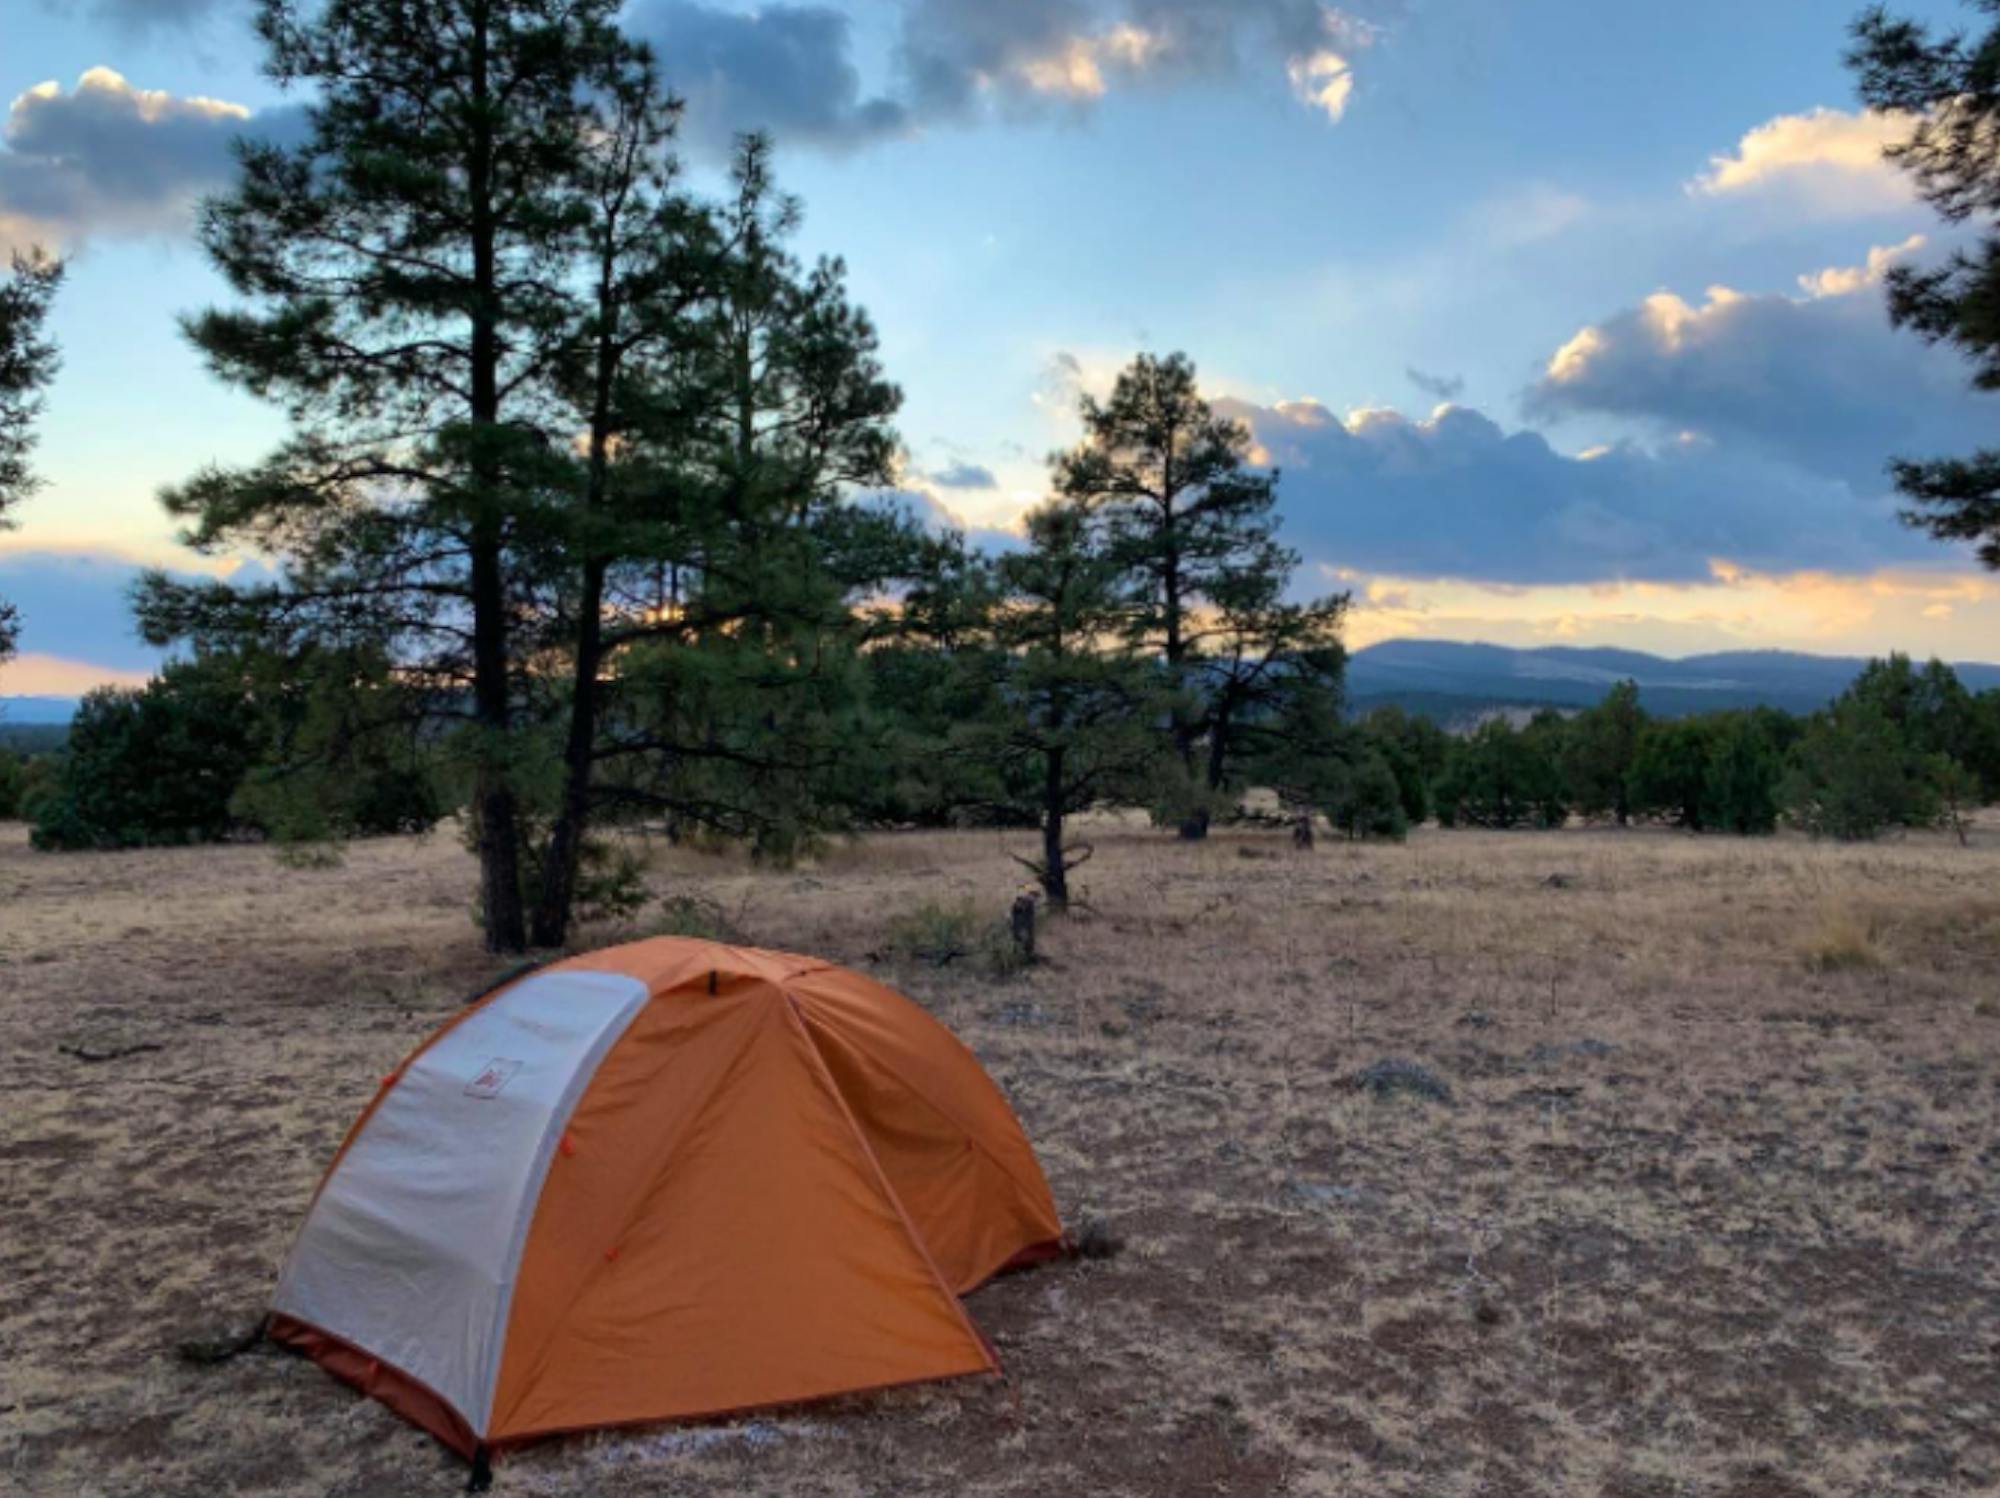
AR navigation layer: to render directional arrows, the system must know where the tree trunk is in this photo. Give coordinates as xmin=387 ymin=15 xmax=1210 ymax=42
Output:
xmin=530 ymin=560 xmax=605 ymax=949
xmin=470 ymin=537 xmax=526 ymax=952
xmin=530 ymin=210 xmax=626 ymax=950
xmin=1042 ymin=748 xmax=1068 ymax=910
xmin=465 ymin=2 xmax=524 ymax=953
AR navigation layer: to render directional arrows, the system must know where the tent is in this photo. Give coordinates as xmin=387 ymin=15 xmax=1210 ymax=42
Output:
xmin=267 ymin=936 xmax=1065 ymax=1468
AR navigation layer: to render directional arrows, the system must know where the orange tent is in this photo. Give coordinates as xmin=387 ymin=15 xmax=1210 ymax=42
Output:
xmin=267 ymin=937 xmax=1065 ymax=1469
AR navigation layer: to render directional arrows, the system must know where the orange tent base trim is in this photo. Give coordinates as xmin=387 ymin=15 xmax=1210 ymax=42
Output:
xmin=272 ymin=1236 xmax=1072 ymax=1467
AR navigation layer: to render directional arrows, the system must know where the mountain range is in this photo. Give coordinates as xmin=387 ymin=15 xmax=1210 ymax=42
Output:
xmin=1344 ymin=640 xmax=2000 ymax=720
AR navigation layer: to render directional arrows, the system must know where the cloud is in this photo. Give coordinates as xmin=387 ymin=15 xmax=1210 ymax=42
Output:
xmin=0 ymin=548 xmax=169 ymax=675
xmin=862 ymin=487 xmax=1025 ymax=554
xmin=900 ymin=0 xmax=1381 ymax=123
xmin=42 ymin=0 xmax=236 ymax=32
xmin=1690 ymin=107 xmax=1916 ymax=215
xmin=1796 ymin=232 xmax=1925 ymax=299
xmin=1524 ymin=252 xmax=1989 ymax=492
xmin=928 ymin=461 xmax=998 ymax=489
xmin=0 ymin=69 xmax=305 ymax=249
xmin=626 ymin=0 xmax=1390 ymax=153
xmin=1405 ymin=366 xmax=1464 ymax=402
xmin=1337 ymin=562 xmax=2000 ymax=663
xmin=1220 ymin=397 xmax=1934 ymax=586
xmin=624 ymin=1 xmax=911 ymax=153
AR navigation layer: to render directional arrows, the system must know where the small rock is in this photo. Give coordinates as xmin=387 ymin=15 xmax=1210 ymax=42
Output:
xmin=1457 ymin=1010 xmax=1494 ymax=1030
xmin=1542 ymin=873 xmax=1576 ymax=889
xmin=1352 ymin=1057 xmax=1453 ymax=1104
xmin=1072 ymin=1218 xmax=1124 ymax=1261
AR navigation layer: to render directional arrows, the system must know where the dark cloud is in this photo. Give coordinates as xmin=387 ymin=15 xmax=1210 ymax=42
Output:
xmin=0 ymin=69 xmax=306 ymax=248
xmin=0 ymin=550 xmax=169 ymax=672
xmin=928 ymin=461 xmax=997 ymax=489
xmin=1224 ymin=397 xmax=1934 ymax=586
xmin=1405 ymin=366 xmax=1464 ymax=402
xmin=1522 ymin=265 xmax=1990 ymax=493
xmin=895 ymin=0 xmax=1374 ymax=120
xmin=624 ymin=0 xmax=1387 ymax=155
xmin=625 ymin=1 xmax=910 ymax=154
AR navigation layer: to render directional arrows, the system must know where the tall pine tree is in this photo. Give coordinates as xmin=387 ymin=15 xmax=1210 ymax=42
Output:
xmin=1052 ymin=352 xmax=1345 ymax=837
xmin=140 ymin=0 xmax=656 ymax=950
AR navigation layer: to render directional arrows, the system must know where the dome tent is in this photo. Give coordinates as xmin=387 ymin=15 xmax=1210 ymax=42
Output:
xmin=268 ymin=937 xmax=1065 ymax=1470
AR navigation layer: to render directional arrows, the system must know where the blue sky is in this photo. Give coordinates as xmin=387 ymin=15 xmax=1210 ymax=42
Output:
xmin=3 ymin=0 xmax=1997 ymax=693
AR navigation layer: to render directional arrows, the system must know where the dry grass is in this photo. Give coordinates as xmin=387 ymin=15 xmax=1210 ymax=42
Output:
xmin=4 ymin=816 xmax=2000 ymax=1495
xmin=1796 ymin=901 xmax=1885 ymax=973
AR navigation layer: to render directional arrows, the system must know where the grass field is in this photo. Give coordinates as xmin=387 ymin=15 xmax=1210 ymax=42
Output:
xmin=4 ymin=816 xmax=2000 ymax=1496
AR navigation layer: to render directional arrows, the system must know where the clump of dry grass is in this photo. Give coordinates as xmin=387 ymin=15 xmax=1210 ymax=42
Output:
xmin=1797 ymin=900 xmax=1884 ymax=972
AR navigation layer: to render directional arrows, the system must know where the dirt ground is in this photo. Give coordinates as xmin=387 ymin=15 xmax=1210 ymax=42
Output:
xmin=3 ymin=816 xmax=2000 ymax=1497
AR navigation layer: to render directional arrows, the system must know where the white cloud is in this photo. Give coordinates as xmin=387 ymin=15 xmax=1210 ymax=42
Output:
xmin=1797 ymin=233 xmax=1926 ymax=299
xmin=0 ymin=68 xmax=302 ymax=250
xmin=1286 ymin=49 xmax=1354 ymax=122
xmin=1690 ymin=107 xmax=1916 ymax=214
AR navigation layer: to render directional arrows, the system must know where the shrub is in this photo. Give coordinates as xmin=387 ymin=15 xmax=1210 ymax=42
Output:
xmin=1783 ymin=701 xmax=1938 ymax=841
xmin=885 ymin=898 xmax=1028 ymax=978
xmin=1434 ymin=717 xmax=1566 ymax=830
xmin=1327 ymin=748 xmax=1409 ymax=842
xmin=31 ymin=658 xmax=259 ymax=850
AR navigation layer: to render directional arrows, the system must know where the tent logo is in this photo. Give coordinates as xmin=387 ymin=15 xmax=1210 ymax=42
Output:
xmin=464 ymin=1058 xmax=523 ymax=1099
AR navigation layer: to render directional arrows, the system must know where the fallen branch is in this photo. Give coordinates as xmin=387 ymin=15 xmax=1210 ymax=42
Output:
xmin=58 ymin=1042 xmax=164 ymax=1064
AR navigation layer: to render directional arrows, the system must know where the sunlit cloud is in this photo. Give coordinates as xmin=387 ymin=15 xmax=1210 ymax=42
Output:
xmin=1797 ymin=232 xmax=1926 ymax=299
xmin=1689 ymin=106 xmax=1916 ymax=214
xmin=1335 ymin=560 xmax=2000 ymax=661
xmin=1286 ymin=49 xmax=1354 ymax=121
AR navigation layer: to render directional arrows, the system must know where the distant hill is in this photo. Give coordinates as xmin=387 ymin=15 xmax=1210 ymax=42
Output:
xmin=1346 ymin=640 xmax=2000 ymax=721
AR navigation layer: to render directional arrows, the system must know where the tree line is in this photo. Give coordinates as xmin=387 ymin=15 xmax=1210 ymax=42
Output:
xmin=1342 ymin=653 xmax=2000 ymax=843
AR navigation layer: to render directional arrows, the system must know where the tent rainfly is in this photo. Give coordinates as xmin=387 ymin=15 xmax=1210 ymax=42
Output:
xmin=268 ymin=937 xmax=1066 ymax=1474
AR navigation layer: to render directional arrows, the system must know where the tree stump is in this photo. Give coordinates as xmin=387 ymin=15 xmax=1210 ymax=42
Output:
xmin=1009 ymin=891 xmax=1038 ymax=964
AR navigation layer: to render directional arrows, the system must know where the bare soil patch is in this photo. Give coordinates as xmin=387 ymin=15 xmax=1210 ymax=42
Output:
xmin=4 ymin=820 xmax=1999 ymax=1495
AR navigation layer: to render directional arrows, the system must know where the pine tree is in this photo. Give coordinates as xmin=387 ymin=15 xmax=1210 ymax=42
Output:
xmin=0 ymin=249 xmax=63 ymax=669
xmin=1051 ymin=351 xmax=1345 ymax=837
xmin=541 ymin=144 xmax=908 ymax=930
xmin=962 ymin=502 xmax=1162 ymax=909
xmin=1564 ymin=680 xmax=1646 ymax=824
xmin=138 ymin=0 xmax=656 ymax=950
xmin=1848 ymin=6 xmax=2000 ymax=568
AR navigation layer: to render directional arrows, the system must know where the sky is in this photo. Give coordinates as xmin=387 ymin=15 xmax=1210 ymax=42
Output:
xmin=3 ymin=0 xmax=1998 ymax=694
